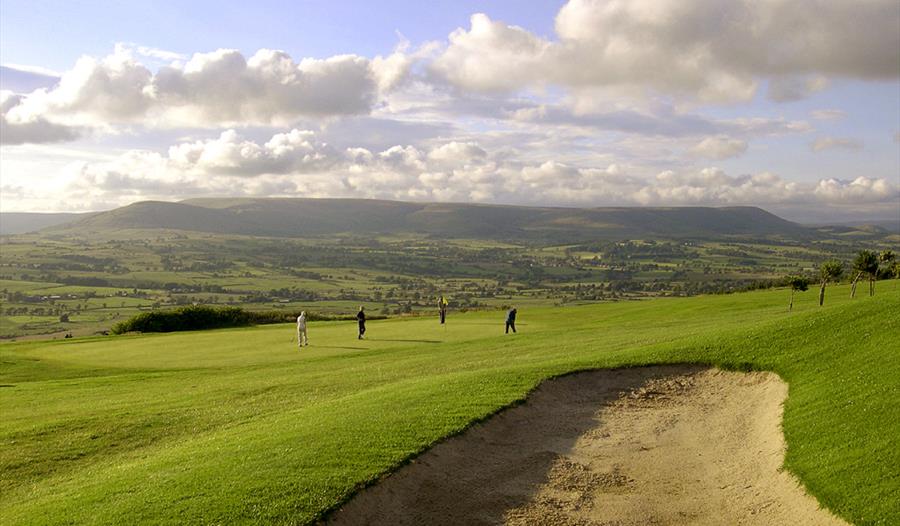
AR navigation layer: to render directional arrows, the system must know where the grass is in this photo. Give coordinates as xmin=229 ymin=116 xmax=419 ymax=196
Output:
xmin=0 ymin=282 xmax=898 ymax=525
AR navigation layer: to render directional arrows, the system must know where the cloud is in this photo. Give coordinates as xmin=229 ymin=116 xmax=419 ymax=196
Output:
xmin=426 ymin=141 xmax=486 ymax=164
xmin=426 ymin=94 xmax=812 ymax=139
xmin=130 ymin=44 xmax=186 ymax=62
xmin=0 ymin=91 xmax=82 ymax=145
xmin=689 ymin=136 xmax=748 ymax=160
xmin=811 ymin=136 xmax=863 ymax=152
xmin=53 ymin=129 xmax=897 ymax=213
xmin=432 ymin=13 xmax=552 ymax=93
xmin=433 ymin=1 xmax=900 ymax=102
xmin=767 ymin=76 xmax=829 ymax=102
xmin=370 ymin=40 xmax=417 ymax=93
xmin=167 ymin=128 xmax=339 ymax=175
xmin=0 ymin=65 xmax=60 ymax=92
xmin=634 ymin=169 xmax=800 ymax=206
xmin=813 ymin=177 xmax=897 ymax=203
xmin=811 ymin=109 xmax=846 ymax=120
xmin=2 ymin=45 xmax=414 ymax=143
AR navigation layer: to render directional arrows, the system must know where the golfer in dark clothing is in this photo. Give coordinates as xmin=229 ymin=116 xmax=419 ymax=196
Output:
xmin=356 ymin=306 xmax=366 ymax=339
xmin=505 ymin=308 xmax=517 ymax=334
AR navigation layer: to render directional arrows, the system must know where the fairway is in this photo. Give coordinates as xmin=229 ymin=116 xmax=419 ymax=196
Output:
xmin=1 ymin=283 xmax=898 ymax=525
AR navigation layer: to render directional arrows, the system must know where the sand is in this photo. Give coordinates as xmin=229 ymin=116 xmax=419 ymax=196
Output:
xmin=325 ymin=365 xmax=848 ymax=525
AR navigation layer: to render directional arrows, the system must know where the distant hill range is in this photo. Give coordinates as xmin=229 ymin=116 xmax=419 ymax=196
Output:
xmin=0 ymin=198 xmax=849 ymax=242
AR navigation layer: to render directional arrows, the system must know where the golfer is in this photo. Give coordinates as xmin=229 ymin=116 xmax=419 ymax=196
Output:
xmin=439 ymin=295 xmax=448 ymax=324
xmin=296 ymin=311 xmax=309 ymax=347
xmin=505 ymin=307 xmax=517 ymax=334
xmin=356 ymin=306 xmax=366 ymax=339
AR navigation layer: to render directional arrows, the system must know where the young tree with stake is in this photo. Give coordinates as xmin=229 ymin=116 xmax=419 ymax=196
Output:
xmin=877 ymin=250 xmax=896 ymax=292
xmin=786 ymin=275 xmax=809 ymax=312
xmin=850 ymin=250 xmax=877 ymax=298
xmin=818 ymin=259 xmax=844 ymax=306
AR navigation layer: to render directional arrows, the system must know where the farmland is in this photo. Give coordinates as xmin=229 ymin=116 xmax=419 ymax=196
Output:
xmin=1 ymin=227 xmax=894 ymax=339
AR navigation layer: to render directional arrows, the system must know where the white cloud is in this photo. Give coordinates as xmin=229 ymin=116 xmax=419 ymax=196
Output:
xmin=2 ymin=46 xmax=415 ymax=143
xmin=637 ymin=168 xmax=802 ymax=205
xmin=370 ymin=40 xmax=418 ymax=93
xmin=167 ymin=128 xmax=338 ymax=175
xmin=7 ymin=50 xmax=156 ymax=124
xmin=131 ymin=44 xmax=186 ymax=62
xmin=433 ymin=13 xmax=552 ymax=92
xmin=811 ymin=136 xmax=863 ymax=152
xmin=149 ymin=49 xmax=378 ymax=123
xmin=433 ymin=1 xmax=900 ymax=102
xmin=44 ymin=130 xmax=896 ymax=213
xmin=813 ymin=177 xmax=896 ymax=203
xmin=0 ymin=91 xmax=82 ymax=145
xmin=689 ymin=136 xmax=748 ymax=160
xmin=426 ymin=141 xmax=486 ymax=164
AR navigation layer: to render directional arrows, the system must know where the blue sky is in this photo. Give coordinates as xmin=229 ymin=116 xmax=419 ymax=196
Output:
xmin=1 ymin=1 xmax=562 ymax=70
xmin=1 ymin=0 xmax=898 ymax=222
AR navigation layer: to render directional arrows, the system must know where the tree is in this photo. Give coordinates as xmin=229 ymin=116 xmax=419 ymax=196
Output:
xmin=818 ymin=260 xmax=844 ymax=306
xmin=786 ymin=275 xmax=809 ymax=312
xmin=891 ymin=260 xmax=900 ymax=280
xmin=879 ymin=250 xmax=897 ymax=284
xmin=850 ymin=250 xmax=878 ymax=298
xmin=866 ymin=249 xmax=895 ymax=296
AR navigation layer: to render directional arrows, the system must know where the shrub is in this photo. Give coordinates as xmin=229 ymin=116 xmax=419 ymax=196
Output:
xmin=111 ymin=306 xmax=252 ymax=334
xmin=110 ymin=306 xmax=387 ymax=334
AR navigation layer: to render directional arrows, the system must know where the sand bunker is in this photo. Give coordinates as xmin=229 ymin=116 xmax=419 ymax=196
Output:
xmin=326 ymin=365 xmax=848 ymax=525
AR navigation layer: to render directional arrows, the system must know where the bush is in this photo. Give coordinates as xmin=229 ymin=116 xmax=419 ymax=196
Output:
xmin=110 ymin=306 xmax=387 ymax=334
xmin=111 ymin=306 xmax=252 ymax=334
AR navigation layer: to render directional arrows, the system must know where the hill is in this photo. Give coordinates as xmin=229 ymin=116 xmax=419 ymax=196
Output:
xmin=44 ymin=198 xmax=817 ymax=242
xmin=0 ymin=212 xmax=93 ymax=235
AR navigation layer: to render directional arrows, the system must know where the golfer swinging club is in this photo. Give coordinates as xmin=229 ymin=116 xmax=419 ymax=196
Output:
xmin=505 ymin=307 xmax=517 ymax=334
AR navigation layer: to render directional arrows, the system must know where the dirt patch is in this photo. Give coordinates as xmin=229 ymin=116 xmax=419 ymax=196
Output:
xmin=325 ymin=365 xmax=847 ymax=526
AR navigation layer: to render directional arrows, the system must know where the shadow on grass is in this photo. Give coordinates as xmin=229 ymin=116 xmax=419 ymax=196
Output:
xmin=373 ymin=339 xmax=442 ymax=344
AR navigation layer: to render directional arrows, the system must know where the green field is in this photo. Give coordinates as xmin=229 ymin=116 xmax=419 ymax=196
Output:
xmin=2 ymin=229 xmax=895 ymax=339
xmin=1 ymin=282 xmax=898 ymax=525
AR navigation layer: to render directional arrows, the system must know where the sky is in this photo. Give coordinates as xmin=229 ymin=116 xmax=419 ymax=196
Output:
xmin=1 ymin=0 xmax=898 ymax=223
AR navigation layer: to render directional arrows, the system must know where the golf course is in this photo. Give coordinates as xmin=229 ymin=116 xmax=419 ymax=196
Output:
xmin=1 ymin=281 xmax=897 ymax=525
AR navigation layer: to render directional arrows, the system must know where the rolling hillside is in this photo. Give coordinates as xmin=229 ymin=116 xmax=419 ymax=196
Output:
xmin=41 ymin=198 xmax=818 ymax=242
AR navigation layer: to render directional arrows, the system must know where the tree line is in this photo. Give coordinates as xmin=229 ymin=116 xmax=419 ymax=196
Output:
xmin=785 ymin=249 xmax=897 ymax=310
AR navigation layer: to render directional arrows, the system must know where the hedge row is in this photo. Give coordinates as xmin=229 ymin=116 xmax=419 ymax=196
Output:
xmin=110 ymin=305 xmax=383 ymax=334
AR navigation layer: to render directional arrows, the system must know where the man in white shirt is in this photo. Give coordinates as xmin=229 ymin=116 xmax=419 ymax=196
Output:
xmin=297 ymin=311 xmax=309 ymax=347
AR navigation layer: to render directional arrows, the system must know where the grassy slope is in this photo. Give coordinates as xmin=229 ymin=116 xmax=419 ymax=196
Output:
xmin=1 ymin=282 xmax=898 ymax=525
